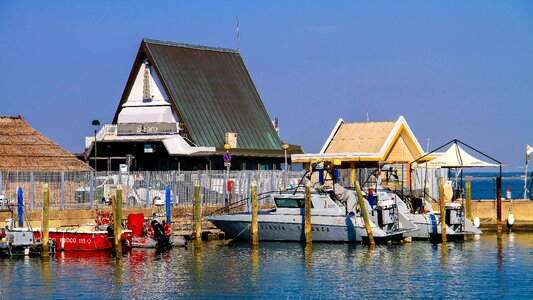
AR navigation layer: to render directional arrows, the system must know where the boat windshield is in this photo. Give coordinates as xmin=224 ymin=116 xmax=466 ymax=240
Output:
xmin=274 ymin=198 xmax=311 ymax=208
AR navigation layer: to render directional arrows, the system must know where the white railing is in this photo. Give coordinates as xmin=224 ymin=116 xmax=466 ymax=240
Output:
xmin=85 ymin=124 xmax=118 ymax=149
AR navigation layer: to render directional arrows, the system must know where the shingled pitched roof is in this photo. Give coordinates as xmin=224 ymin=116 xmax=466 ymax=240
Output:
xmin=113 ymin=39 xmax=294 ymax=153
xmin=0 ymin=116 xmax=91 ymax=171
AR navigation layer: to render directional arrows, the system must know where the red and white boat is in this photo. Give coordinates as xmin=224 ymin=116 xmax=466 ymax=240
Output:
xmin=31 ymin=211 xmax=132 ymax=251
xmin=32 ymin=224 xmax=132 ymax=251
xmin=127 ymin=213 xmax=186 ymax=248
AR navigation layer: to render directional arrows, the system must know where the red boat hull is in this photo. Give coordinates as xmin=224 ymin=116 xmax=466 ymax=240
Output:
xmin=33 ymin=231 xmax=132 ymax=251
xmin=34 ymin=231 xmax=112 ymax=251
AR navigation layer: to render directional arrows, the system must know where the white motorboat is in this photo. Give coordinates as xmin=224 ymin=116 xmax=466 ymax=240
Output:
xmin=371 ymin=186 xmax=482 ymax=241
xmin=208 ymin=183 xmax=418 ymax=244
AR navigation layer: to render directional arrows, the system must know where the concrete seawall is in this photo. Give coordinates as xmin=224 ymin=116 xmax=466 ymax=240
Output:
xmin=431 ymin=200 xmax=533 ymax=231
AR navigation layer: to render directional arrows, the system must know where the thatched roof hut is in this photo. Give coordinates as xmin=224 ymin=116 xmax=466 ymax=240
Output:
xmin=0 ymin=116 xmax=91 ymax=172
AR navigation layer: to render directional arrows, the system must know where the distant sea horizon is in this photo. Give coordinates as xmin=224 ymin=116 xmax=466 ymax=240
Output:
xmin=452 ymin=171 xmax=532 ymax=200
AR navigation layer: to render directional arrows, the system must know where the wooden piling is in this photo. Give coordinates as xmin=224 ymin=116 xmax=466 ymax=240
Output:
xmin=496 ymin=177 xmax=502 ymax=233
xmin=439 ymin=177 xmax=446 ymax=243
xmin=304 ymin=182 xmax=312 ymax=243
xmin=251 ymin=181 xmax=258 ymax=246
xmin=41 ymin=183 xmax=50 ymax=257
xmin=114 ymin=185 xmax=122 ymax=256
xmin=194 ymin=180 xmax=202 ymax=241
xmin=465 ymin=180 xmax=472 ymax=221
xmin=355 ymin=181 xmax=375 ymax=245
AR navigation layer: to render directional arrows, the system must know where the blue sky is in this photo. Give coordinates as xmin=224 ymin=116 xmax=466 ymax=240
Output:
xmin=1 ymin=1 xmax=532 ymax=169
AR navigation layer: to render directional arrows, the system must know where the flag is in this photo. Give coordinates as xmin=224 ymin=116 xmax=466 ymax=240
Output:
xmin=527 ymin=144 xmax=533 ymax=163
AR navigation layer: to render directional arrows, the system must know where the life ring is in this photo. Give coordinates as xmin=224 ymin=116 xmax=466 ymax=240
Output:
xmin=101 ymin=216 xmax=110 ymax=225
xmin=164 ymin=224 xmax=171 ymax=237
xmin=147 ymin=226 xmax=154 ymax=238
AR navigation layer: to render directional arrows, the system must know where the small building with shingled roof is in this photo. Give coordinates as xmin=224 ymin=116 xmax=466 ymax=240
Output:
xmin=292 ymin=116 xmax=432 ymax=187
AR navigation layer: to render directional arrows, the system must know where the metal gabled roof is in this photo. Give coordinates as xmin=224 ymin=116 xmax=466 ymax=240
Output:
xmin=114 ymin=38 xmax=285 ymax=152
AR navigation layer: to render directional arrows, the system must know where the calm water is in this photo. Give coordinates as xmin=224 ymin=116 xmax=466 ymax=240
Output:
xmin=456 ymin=172 xmax=532 ymax=200
xmin=1 ymin=233 xmax=532 ymax=299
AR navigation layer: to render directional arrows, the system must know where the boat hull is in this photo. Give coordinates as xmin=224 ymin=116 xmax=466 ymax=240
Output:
xmin=131 ymin=236 xmax=187 ymax=248
xmin=404 ymin=213 xmax=482 ymax=240
xmin=0 ymin=243 xmax=43 ymax=257
xmin=34 ymin=231 xmax=113 ymax=251
xmin=209 ymin=213 xmax=408 ymax=243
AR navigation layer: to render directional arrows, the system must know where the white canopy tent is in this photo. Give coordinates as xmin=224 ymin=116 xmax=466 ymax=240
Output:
xmin=410 ymin=139 xmax=502 ymax=201
xmin=415 ymin=142 xmax=499 ymax=169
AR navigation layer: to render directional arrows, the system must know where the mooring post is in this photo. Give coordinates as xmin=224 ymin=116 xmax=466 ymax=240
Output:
xmin=114 ymin=185 xmax=123 ymax=256
xmin=465 ymin=180 xmax=472 ymax=221
xmin=42 ymin=183 xmax=50 ymax=257
xmin=17 ymin=187 xmax=23 ymax=228
xmin=251 ymin=180 xmax=258 ymax=246
xmin=165 ymin=185 xmax=171 ymax=225
xmin=194 ymin=180 xmax=202 ymax=241
xmin=496 ymin=176 xmax=502 ymax=233
xmin=355 ymin=181 xmax=375 ymax=245
xmin=305 ymin=182 xmax=312 ymax=243
xmin=439 ymin=177 xmax=446 ymax=243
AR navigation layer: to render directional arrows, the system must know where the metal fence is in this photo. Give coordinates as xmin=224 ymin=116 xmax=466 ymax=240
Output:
xmin=0 ymin=170 xmax=306 ymax=211
xmin=0 ymin=168 xmax=446 ymax=212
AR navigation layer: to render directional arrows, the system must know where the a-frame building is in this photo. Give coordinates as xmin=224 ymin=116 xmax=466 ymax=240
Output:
xmin=85 ymin=39 xmax=301 ymax=171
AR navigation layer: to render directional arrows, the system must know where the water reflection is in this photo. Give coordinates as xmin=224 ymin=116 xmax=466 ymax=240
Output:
xmin=251 ymin=244 xmax=259 ymax=275
xmin=304 ymin=243 xmax=312 ymax=270
xmin=1 ymin=233 xmax=532 ymax=299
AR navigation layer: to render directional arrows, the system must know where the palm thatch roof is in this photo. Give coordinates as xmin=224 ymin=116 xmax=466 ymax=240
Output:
xmin=0 ymin=116 xmax=91 ymax=171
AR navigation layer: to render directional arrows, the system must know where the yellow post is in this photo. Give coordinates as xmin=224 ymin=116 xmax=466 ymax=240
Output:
xmin=465 ymin=180 xmax=472 ymax=221
xmin=439 ymin=177 xmax=447 ymax=243
xmin=350 ymin=162 xmax=356 ymax=188
xmin=304 ymin=182 xmax=312 ymax=243
xmin=355 ymin=181 xmax=375 ymax=245
xmin=251 ymin=181 xmax=258 ymax=246
xmin=194 ymin=180 xmax=202 ymax=241
xmin=114 ymin=185 xmax=122 ymax=256
xmin=41 ymin=183 xmax=50 ymax=257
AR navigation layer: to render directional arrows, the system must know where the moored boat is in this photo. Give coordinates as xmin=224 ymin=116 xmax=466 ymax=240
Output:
xmin=0 ymin=230 xmax=46 ymax=257
xmin=370 ymin=185 xmax=482 ymax=241
xmin=127 ymin=213 xmax=187 ymax=249
xmin=208 ymin=166 xmax=418 ymax=244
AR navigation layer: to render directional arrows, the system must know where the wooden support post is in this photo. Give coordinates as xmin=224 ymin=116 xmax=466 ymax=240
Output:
xmin=350 ymin=162 xmax=356 ymax=188
xmin=439 ymin=177 xmax=446 ymax=243
xmin=251 ymin=181 xmax=258 ymax=246
xmin=194 ymin=180 xmax=202 ymax=241
xmin=496 ymin=176 xmax=502 ymax=233
xmin=355 ymin=181 xmax=375 ymax=245
xmin=304 ymin=182 xmax=312 ymax=243
xmin=114 ymin=185 xmax=123 ymax=256
xmin=41 ymin=183 xmax=50 ymax=257
xmin=465 ymin=180 xmax=472 ymax=221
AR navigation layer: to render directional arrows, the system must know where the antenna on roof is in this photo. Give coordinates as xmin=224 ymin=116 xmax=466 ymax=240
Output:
xmin=236 ymin=16 xmax=240 ymax=52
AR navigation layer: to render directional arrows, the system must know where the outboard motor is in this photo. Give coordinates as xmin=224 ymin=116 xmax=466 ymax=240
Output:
xmin=445 ymin=203 xmax=464 ymax=232
xmin=376 ymin=200 xmax=399 ymax=232
xmin=106 ymin=225 xmax=116 ymax=255
xmin=151 ymin=220 xmax=171 ymax=253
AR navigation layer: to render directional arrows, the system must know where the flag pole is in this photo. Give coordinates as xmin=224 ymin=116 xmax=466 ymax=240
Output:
xmin=526 ymin=145 xmax=532 ymax=200
xmin=525 ymin=156 xmax=528 ymax=201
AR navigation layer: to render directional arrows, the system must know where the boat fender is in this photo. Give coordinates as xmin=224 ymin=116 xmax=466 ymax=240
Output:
xmin=164 ymin=223 xmax=171 ymax=237
xmin=507 ymin=213 xmax=515 ymax=227
xmin=473 ymin=217 xmax=480 ymax=228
